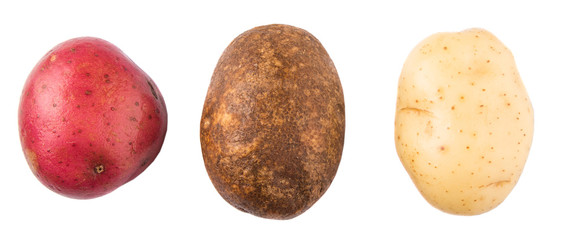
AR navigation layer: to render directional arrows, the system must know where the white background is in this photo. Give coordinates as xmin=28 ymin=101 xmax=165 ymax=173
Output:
xmin=1 ymin=1 xmax=564 ymax=239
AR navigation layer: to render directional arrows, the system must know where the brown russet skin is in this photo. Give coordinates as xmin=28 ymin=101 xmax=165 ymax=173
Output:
xmin=200 ymin=24 xmax=345 ymax=219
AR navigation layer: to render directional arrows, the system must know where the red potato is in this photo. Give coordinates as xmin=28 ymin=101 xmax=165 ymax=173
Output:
xmin=19 ymin=37 xmax=167 ymax=199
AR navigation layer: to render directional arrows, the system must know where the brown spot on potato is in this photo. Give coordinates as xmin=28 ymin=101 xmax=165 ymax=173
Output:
xmin=147 ymin=80 xmax=158 ymax=100
xmin=94 ymin=164 xmax=104 ymax=174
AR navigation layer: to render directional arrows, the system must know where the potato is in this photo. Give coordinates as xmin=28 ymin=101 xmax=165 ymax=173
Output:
xmin=200 ymin=24 xmax=345 ymax=219
xmin=19 ymin=37 xmax=167 ymax=199
xmin=395 ymin=29 xmax=534 ymax=215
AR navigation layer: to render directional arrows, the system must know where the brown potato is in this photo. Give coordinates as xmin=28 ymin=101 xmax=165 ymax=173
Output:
xmin=200 ymin=24 xmax=345 ymax=219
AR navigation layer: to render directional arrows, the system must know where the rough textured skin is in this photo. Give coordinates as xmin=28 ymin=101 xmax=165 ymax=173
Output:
xmin=19 ymin=37 xmax=167 ymax=199
xmin=200 ymin=24 xmax=345 ymax=219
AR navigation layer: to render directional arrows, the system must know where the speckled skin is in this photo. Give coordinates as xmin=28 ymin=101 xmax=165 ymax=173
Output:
xmin=19 ymin=37 xmax=167 ymax=199
xmin=395 ymin=29 xmax=533 ymax=215
xmin=200 ymin=24 xmax=345 ymax=219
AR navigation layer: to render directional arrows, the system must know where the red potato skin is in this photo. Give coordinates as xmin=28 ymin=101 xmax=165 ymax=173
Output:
xmin=19 ymin=37 xmax=167 ymax=199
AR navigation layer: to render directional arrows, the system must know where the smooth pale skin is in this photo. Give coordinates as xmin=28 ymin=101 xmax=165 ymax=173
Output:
xmin=395 ymin=29 xmax=534 ymax=215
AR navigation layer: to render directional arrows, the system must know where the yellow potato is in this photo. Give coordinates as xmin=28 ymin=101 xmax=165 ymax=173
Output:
xmin=395 ymin=28 xmax=534 ymax=215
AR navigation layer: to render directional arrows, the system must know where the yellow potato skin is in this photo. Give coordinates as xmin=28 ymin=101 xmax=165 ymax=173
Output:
xmin=395 ymin=29 xmax=534 ymax=215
